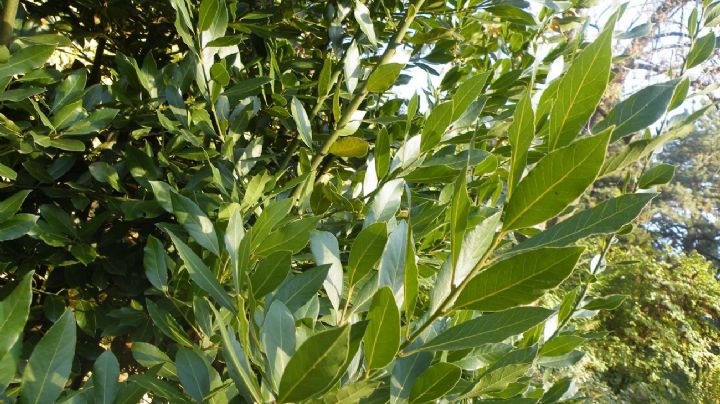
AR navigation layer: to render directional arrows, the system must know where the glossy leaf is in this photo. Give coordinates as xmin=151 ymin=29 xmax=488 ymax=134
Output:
xmin=508 ymin=90 xmax=535 ymax=195
xmin=144 ymin=235 xmax=168 ymax=291
xmin=421 ymin=101 xmax=453 ymax=152
xmin=582 ymin=294 xmax=627 ymax=310
xmin=594 ymin=80 xmax=678 ymax=142
xmin=685 ymin=33 xmax=716 ymax=69
xmin=378 ymin=220 xmax=408 ymax=307
xmin=93 ymin=350 xmax=120 ymax=404
xmin=250 ymin=250 xmax=291 ymax=297
xmin=176 ymin=348 xmax=210 ymax=403
xmin=274 ymin=265 xmax=329 ymax=313
xmin=169 ymin=191 xmax=220 ymax=256
xmin=0 ymin=45 xmax=55 ymax=78
xmin=363 ymin=287 xmax=400 ymax=369
xmin=416 ymin=307 xmax=553 ymax=352
xmin=504 ymin=129 xmax=612 ymax=230
xmin=367 ymin=63 xmax=403 ymax=93
xmin=310 ymin=231 xmax=343 ymax=310
xmin=548 ymin=15 xmax=616 ymax=150
xmin=329 ymin=136 xmax=370 ymax=157
xmin=409 ymin=363 xmax=462 ymax=403
xmin=638 ymin=163 xmax=675 ymax=189
xmin=540 ymin=335 xmax=585 ymax=357
xmin=454 ymin=247 xmax=584 ymax=311
xmin=261 ymin=300 xmax=296 ymax=388
xmin=512 ymin=193 xmax=656 ymax=252
xmin=0 ymin=214 xmax=38 ymax=241
xmin=348 ymin=222 xmax=387 ymax=286
xmin=0 ymin=272 xmax=33 ymax=360
xmin=166 ymin=230 xmax=236 ymax=313
xmin=291 ymin=97 xmax=313 ymax=148
xmin=278 ymin=326 xmax=350 ymax=403
xmin=353 ymin=1 xmax=377 ymax=45
xmin=21 ymin=310 xmax=76 ymax=404
xmin=0 ymin=190 xmax=31 ymax=221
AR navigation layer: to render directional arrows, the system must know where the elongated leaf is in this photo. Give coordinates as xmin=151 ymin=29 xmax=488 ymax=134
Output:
xmin=364 ymin=178 xmax=404 ymax=227
xmin=454 ymin=211 xmax=500 ymax=287
xmin=582 ymin=294 xmax=627 ymax=310
xmin=348 ymin=222 xmax=387 ymax=286
xmin=638 ymin=163 xmax=675 ymax=188
xmin=209 ymin=303 xmax=262 ymax=403
xmin=540 ymin=335 xmax=584 ymax=357
xmin=278 ymin=326 xmax=350 ymax=403
xmin=170 ymin=192 xmax=220 ymax=256
xmin=594 ymin=80 xmax=678 ymax=142
xmin=390 ymin=352 xmax=433 ymax=404
xmin=450 ymin=174 xmax=471 ymax=273
xmin=417 ymin=307 xmax=553 ymax=352
xmin=409 ymin=363 xmax=461 ymax=403
xmin=378 ymin=220 xmax=408 ymax=307
xmin=452 ymin=72 xmax=490 ymax=121
xmin=464 ymin=346 xmax=537 ymax=397
xmin=144 ymin=235 xmax=168 ymax=291
xmin=131 ymin=342 xmax=177 ymax=379
xmin=344 ymin=41 xmax=361 ymax=95
xmin=363 ymin=287 xmax=400 ymax=370
xmin=421 ymin=101 xmax=453 ymax=152
xmin=454 ymin=247 xmax=584 ymax=311
xmin=146 ymin=300 xmax=193 ymax=347
xmin=685 ymin=33 xmax=716 ymax=69
xmin=21 ymin=310 xmax=76 ymax=404
xmin=353 ymin=0 xmax=377 ymax=45
xmin=275 ymin=265 xmax=329 ymax=313
xmin=176 ymin=348 xmax=210 ymax=403
xmin=255 ymin=216 xmax=319 ymax=257
xmin=52 ymin=70 xmax=87 ymax=112
xmin=0 ymin=214 xmax=38 ymax=241
xmin=224 ymin=207 xmax=245 ymax=292
xmin=198 ymin=0 xmax=219 ymax=31
xmin=166 ymin=230 xmax=235 ymax=313
xmin=329 ymin=136 xmax=370 ymax=157
xmin=313 ymin=379 xmax=381 ymax=404
xmin=0 ymin=190 xmax=31 ymax=221
xmin=512 ymin=193 xmax=656 ymax=252
xmin=93 ymin=350 xmax=120 ymax=404
xmin=0 ymin=271 xmax=33 ymax=360
xmin=0 ymin=45 xmax=55 ymax=78
xmin=309 ymin=231 xmax=343 ymax=310
xmin=250 ymin=250 xmax=291 ymax=297
xmin=508 ymin=90 xmax=535 ymax=195
xmin=504 ymin=129 xmax=612 ymax=230
xmin=291 ymin=97 xmax=313 ymax=148
xmin=261 ymin=300 xmax=296 ymax=388
xmin=367 ymin=63 xmax=403 ymax=93
xmin=548 ymin=14 xmax=617 ymax=150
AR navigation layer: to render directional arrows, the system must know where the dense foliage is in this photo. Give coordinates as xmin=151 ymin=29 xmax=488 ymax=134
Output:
xmin=577 ymin=247 xmax=720 ymax=402
xmin=0 ymin=0 xmax=717 ymax=402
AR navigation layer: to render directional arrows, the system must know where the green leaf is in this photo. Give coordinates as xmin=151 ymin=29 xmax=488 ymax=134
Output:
xmin=0 ymin=214 xmax=38 ymax=241
xmin=176 ymin=348 xmax=210 ymax=403
xmin=329 ymin=136 xmax=370 ymax=157
xmin=450 ymin=174 xmax=471 ymax=273
xmin=638 ymin=163 xmax=675 ymax=188
xmin=451 ymin=72 xmax=490 ymax=121
xmin=166 ymin=230 xmax=235 ymax=313
xmin=416 ymin=307 xmax=553 ymax=352
xmin=364 ymin=179 xmax=404 ymax=226
xmin=378 ymin=220 xmax=408 ymax=306
xmin=21 ymin=310 xmax=76 ymax=404
xmin=256 ymin=215 xmax=319 ymax=257
xmin=274 ymin=265 xmax=329 ymax=314
xmin=0 ymin=45 xmax=55 ymax=79
xmin=594 ymin=80 xmax=678 ymax=142
xmin=261 ymin=300 xmax=296 ymax=388
xmin=52 ymin=70 xmax=87 ymax=112
xmin=454 ymin=247 xmax=584 ymax=311
xmin=278 ymin=326 xmax=351 ymax=403
xmin=224 ymin=207 xmax=245 ymax=292
xmin=291 ymin=97 xmax=313 ymax=148
xmin=454 ymin=212 xmax=501 ymax=287
xmin=464 ymin=346 xmax=537 ymax=397
xmin=317 ymin=57 xmax=333 ymax=97
xmin=409 ymin=363 xmax=461 ymax=403
xmin=0 ymin=163 xmax=17 ymax=180
xmin=0 ymin=271 xmax=33 ymax=360
xmin=512 ymin=193 xmax=656 ymax=252
xmin=548 ymin=15 xmax=616 ymax=150
xmin=508 ymin=90 xmax=535 ymax=196
xmin=668 ymin=77 xmax=690 ymax=111
xmin=353 ymin=1 xmax=377 ymax=45
xmin=348 ymin=222 xmax=387 ymax=287
xmin=250 ymin=250 xmax=291 ymax=297
xmin=63 ymin=108 xmax=118 ymax=136
xmin=198 ymin=0 xmax=220 ymax=31
xmin=0 ymin=86 xmax=44 ymax=102
xmin=310 ymin=231 xmax=343 ymax=310
xmin=685 ymin=33 xmax=715 ymax=69
xmin=209 ymin=303 xmax=263 ymax=403
xmin=49 ymin=138 xmax=85 ymax=152
xmin=504 ymin=129 xmax=612 ymax=231
xmin=146 ymin=300 xmax=193 ymax=347
xmin=367 ymin=63 xmax=403 ymax=93
xmin=144 ymin=235 xmax=168 ymax=291
xmin=169 ymin=192 xmax=220 ymax=256
xmin=311 ymin=379 xmax=381 ymax=404
xmin=582 ymin=294 xmax=627 ymax=310
xmin=390 ymin=352 xmax=433 ymax=404
xmin=363 ymin=287 xmax=400 ymax=370
xmin=540 ymin=335 xmax=585 ymax=357
xmin=93 ymin=350 xmax=120 ymax=404
xmin=0 ymin=190 xmax=31 ymax=221
xmin=131 ymin=342 xmax=177 ymax=379
xmin=421 ymin=101 xmax=453 ymax=152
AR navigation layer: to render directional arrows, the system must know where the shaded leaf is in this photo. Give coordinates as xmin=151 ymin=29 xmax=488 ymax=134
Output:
xmin=364 ymin=287 xmax=400 ymax=369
